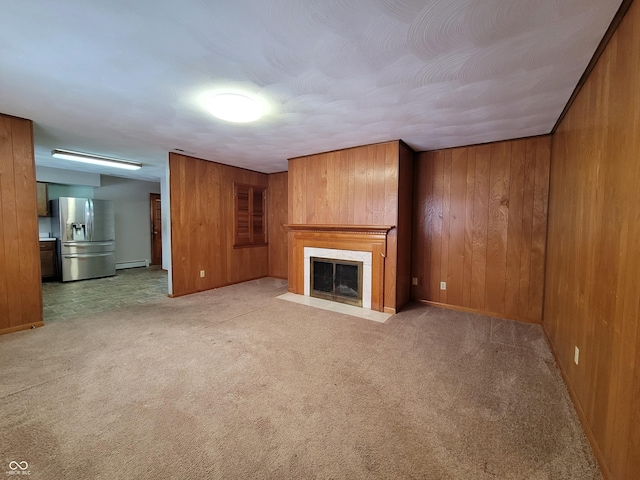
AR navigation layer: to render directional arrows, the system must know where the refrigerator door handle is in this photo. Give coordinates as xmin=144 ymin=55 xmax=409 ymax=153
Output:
xmin=86 ymin=199 xmax=93 ymax=241
xmin=63 ymin=253 xmax=113 ymax=259
xmin=63 ymin=241 xmax=114 ymax=247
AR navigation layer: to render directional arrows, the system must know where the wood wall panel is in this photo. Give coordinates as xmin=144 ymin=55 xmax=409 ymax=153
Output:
xmin=268 ymin=172 xmax=288 ymax=279
xmin=485 ymin=141 xmax=510 ymax=314
xmin=412 ymin=136 xmax=550 ymax=323
xmin=395 ymin=142 xmax=414 ymax=310
xmin=169 ymin=153 xmax=269 ymax=297
xmin=470 ymin=145 xmax=490 ymax=311
xmin=288 ymin=140 xmax=413 ymax=313
xmin=429 ymin=151 xmax=444 ymax=302
xmin=0 ymin=114 xmax=42 ymax=335
xmin=544 ymin=1 xmax=640 ymax=478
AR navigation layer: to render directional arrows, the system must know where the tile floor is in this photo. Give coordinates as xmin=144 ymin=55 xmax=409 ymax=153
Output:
xmin=41 ymin=266 xmax=168 ymax=323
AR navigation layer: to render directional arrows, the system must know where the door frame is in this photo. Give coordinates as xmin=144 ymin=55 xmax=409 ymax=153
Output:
xmin=150 ymin=193 xmax=162 ymax=266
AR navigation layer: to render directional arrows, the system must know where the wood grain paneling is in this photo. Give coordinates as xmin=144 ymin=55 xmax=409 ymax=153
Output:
xmin=412 ymin=136 xmax=550 ymax=323
xmin=288 ymin=140 xmax=413 ymax=313
xmin=268 ymin=172 xmax=288 ymax=279
xmin=0 ymin=114 xmax=43 ymax=335
xmin=544 ymin=1 xmax=640 ymax=478
xmin=395 ymin=142 xmax=414 ymax=310
xmin=169 ymin=153 xmax=269 ymax=297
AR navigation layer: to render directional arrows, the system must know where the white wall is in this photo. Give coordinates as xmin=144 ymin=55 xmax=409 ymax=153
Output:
xmin=93 ymin=176 xmax=161 ymax=267
xmin=36 ymin=166 xmax=101 ymax=186
xmin=161 ymin=166 xmax=172 ymax=295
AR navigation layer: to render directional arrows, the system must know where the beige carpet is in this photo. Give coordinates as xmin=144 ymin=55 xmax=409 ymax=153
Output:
xmin=1 ymin=278 xmax=600 ymax=479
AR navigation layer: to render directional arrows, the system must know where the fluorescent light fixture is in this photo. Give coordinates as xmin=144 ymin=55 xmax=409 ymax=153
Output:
xmin=51 ymin=149 xmax=142 ymax=170
xmin=205 ymin=93 xmax=262 ymax=123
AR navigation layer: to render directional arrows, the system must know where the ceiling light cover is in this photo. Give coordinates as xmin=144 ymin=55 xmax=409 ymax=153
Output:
xmin=205 ymin=93 xmax=262 ymax=123
xmin=51 ymin=149 xmax=142 ymax=170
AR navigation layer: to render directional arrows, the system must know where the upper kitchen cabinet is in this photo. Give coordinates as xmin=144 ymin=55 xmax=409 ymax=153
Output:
xmin=36 ymin=181 xmax=49 ymax=216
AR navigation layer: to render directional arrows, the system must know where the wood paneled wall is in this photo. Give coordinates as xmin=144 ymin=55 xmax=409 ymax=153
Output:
xmin=268 ymin=172 xmax=288 ymax=279
xmin=0 ymin=114 xmax=43 ymax=334
xmin=544 ymin=1 xmax=640 ymax=478
xmin=412 ymin=136 xmax=550 ymax=323
xmin=288 ymin=140 xmax=413 ymax=313
xmin=396 ymin=142 xmax=414 ymax=309
xmin=169 ymin=153 xmax=269 ymax=297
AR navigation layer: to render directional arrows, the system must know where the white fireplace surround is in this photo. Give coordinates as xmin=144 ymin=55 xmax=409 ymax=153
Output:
xmin=304 ymin=247 xmax=372 ymax=309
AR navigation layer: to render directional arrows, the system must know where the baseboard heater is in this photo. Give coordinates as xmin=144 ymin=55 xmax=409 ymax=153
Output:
xmin=116 ymin=260 xmax=149 ymax=270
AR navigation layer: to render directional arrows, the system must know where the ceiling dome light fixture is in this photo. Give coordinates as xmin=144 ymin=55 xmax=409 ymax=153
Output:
xmin=205 ymin=93 xmax=263 ymax=123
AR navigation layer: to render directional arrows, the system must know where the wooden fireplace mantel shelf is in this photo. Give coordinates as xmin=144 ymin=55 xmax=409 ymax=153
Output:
xmin=285 ymin=224 xmax=395 ymax=235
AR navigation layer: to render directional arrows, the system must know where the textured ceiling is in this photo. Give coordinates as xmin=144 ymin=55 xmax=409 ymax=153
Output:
xmin=0 ymin=0 xmax=622 ymax=180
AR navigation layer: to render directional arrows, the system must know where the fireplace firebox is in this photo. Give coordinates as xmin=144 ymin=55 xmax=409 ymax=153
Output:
xmin=310 ymin=257 xmax=363 ymax=307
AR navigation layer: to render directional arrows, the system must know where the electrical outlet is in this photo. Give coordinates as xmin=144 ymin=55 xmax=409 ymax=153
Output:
xmin=200 ymin=270 xmax=205 ymax=278
xmin=574 ymin=346 xmax=579 ymax=365
xmin=440 ymin=281 xmax=447 ymax=290
xmin=412 ymin=277 xmax=419 ymax=286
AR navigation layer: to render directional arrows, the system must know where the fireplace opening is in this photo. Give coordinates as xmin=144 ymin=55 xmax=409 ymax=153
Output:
xmin=310 ymin=257 xmax=363 ymax=307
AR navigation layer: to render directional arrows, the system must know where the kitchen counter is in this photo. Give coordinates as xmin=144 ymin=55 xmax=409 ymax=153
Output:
xmin=39 ymin=237 xmax=56 ymax=242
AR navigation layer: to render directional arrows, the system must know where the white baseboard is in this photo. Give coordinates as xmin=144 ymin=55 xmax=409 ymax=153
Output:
xmin=116 ymin=260 xmax=149 ymax=270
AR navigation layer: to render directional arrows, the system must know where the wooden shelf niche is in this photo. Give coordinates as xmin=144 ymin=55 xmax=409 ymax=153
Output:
xmin=286 ymin=224 xmax=394 ymax=312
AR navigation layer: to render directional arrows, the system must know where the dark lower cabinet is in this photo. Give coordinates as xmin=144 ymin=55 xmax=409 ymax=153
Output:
xmin=39 ymin=241 xmax=57 ymax=279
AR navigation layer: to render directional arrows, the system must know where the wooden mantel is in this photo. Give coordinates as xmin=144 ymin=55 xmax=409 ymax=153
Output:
xmin=286 ymin=224 xmax=395 ymax=312
xmin=286 ymin=224 xmax=394 ymax=234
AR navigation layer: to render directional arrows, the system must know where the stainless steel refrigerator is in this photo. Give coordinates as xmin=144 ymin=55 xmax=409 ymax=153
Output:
xmin=51 ymin=197 xmax=116 ymax=282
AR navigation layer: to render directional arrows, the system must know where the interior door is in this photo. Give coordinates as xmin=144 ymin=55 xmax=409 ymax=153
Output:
xmin=150 ymin=193 xmax=162 ymax=266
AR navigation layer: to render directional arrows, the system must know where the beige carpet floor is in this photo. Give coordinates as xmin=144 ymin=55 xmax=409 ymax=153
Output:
xmin=1 ymin=278 xmax=600 ymax=479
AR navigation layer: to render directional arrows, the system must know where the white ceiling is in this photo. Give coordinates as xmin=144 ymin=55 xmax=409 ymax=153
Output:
xmin=0 ymin=0 xmax=621 ymax=181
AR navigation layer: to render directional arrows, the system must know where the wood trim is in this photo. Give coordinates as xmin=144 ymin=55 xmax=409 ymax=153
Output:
xmin=287 ymin=139 xmax=402 ymax=161
xmin=233 ymin=243 xmax=268 ymax=249
xmin=417 ymin=300 xmax=543 ymax=325
xmin=0 ymin=322 xmax=44 ymax=336
xmin=150 ymin=193 xmax=161 ymax=266
xmin=416 ymin=133 xmax=552 ymax=155
xmin=383 ymin=307 xmax=397 ymax=315
xmin=288 ymin=230 xmax=388 ymax=312
xmin=542 ymin=323 xmax=612 ymax=480
xmin=286 ymin=224 xmax=394 ymax=234
xmin=552 ymin=0 xmax=635 ymax=133
xmin=177 ymin=152 xmax=274 ymax=176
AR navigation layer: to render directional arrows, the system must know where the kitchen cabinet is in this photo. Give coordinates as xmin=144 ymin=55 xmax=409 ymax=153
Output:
xmin=40 ymin=240 xmax=57 ymax=279
xmin=36 ymin=182 xmax=49 ymax=216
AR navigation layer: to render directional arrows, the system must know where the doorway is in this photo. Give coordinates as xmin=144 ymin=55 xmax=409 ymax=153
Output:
xmin=150 ymin=193 xmax=162 ymax=266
